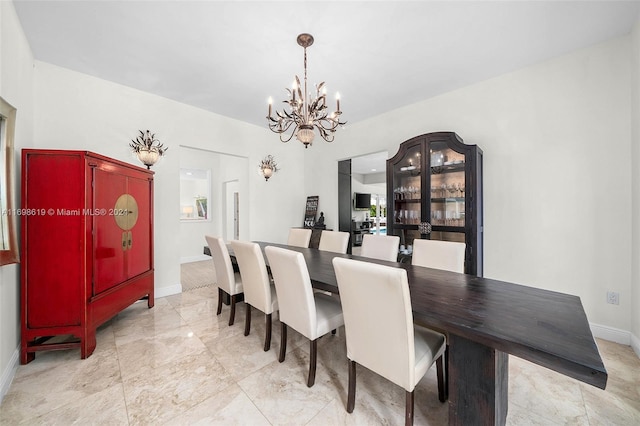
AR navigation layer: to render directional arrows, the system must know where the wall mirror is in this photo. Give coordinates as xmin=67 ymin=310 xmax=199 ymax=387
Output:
xmin=180 ymin=168 xmax=211 ymax=221
xmin=0 ymin=97 xmax=19 ymax=265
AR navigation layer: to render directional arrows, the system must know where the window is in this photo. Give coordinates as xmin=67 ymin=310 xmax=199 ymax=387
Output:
xmin=0 ymin=97 xmax=18 ymax=265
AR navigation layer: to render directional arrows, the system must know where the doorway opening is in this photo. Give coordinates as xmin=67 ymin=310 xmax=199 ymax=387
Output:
xmin=340 ymin=151 xmax=388 ymax=254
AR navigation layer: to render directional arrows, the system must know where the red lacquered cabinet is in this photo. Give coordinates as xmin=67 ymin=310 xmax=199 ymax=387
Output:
xmin=20 ymin=149 xmax=154 ymax=364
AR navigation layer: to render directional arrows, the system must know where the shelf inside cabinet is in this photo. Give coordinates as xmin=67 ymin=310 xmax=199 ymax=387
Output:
xmin=431 ymin=225 xmax=465 ymax=232
xmin=431 ymin=163 xmax=465 ymax=174
xmin=395 ymin=168 xmax=421 ymax=176
xmin=430 ymin=197 xmax=464 ymax=203
xmin=392 ymin=223 xmax=419 ymax=229
xmin=394 ymin=199 xmax=421 ymax=204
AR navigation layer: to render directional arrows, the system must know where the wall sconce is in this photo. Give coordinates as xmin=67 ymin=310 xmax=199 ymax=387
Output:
xmin=258 ymin=155 xmax=279 ymax=181
xmin=129 ymin=130 xmax=168 ymax=169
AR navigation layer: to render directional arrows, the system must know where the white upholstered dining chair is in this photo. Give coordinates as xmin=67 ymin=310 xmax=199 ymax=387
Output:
xmin=318 ymin=230 xmax=350 ymax=254
xmin=287 ymin=228 xmax=313 ymax=248
xmin=265 ymin=245 xmax=344 ymax=387
xmin=411 ymin=239 xmax=466 ymax=273
xmin=332 ymin=257 xmax=447 ymax=425
xmin=230 ymin=240 xmax=278 ymax=351
xmin=359 ymin=234 xmax=400 ymax=262
xmin=205 ymin=235 xmax=243 ymax=326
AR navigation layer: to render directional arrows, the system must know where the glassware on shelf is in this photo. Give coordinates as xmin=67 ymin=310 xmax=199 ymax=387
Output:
xmin=447 ymin=184 xmax=457 ymax=198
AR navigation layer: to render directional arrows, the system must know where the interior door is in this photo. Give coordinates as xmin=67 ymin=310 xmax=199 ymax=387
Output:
xmin=224 ymin=180 xmax=239 ymax=241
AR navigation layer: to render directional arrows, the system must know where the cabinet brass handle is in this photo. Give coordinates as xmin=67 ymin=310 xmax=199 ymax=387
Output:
xmin=128 ymin=231 xmax=133 ymax=249
xmin=122 ymin=231 xmax=128 ymax=251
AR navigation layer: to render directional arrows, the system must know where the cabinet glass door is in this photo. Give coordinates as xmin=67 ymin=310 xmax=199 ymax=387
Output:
xmin=429 ymin=141 xmax=466 ymax=242
xmin=391 ymin=144 xmax=422 ymax=227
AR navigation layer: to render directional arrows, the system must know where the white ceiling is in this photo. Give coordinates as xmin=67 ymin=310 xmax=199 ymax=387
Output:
xmin=12 ymin=1 xmax=640 ymax=173
xmin=351 ymin=151 xmax=389 ymax=175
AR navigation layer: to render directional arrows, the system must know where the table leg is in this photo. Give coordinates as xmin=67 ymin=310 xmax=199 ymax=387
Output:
xmin=448 ymin=334 xmax=508 ymax=426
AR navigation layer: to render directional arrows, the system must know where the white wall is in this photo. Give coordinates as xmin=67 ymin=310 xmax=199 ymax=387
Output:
xmin=307 ymin=36 xmax=634 ymax=337
xmin=0 ymin=0 xmax=34 ymax=401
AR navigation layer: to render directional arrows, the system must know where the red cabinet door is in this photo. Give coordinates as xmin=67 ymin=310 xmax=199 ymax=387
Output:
xmin=24 ymin=153 xmax=84 ymax=328
xmin=126 ymin=175 xmax=152 ymax=278
xmin=93 ymin=166 xmax=127 ymax=295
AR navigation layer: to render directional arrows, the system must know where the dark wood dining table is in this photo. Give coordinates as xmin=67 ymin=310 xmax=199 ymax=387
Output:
xmin=215 ymin=242 xmax=607 ymax=425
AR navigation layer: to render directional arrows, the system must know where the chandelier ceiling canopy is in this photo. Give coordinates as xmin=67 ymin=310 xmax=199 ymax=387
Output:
xmin=266 ymin=33 xmax=345 ymax=148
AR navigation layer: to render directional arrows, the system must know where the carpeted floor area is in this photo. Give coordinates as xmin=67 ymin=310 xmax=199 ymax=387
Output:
xmin=181 ymin=260 xmax=216 ymax=292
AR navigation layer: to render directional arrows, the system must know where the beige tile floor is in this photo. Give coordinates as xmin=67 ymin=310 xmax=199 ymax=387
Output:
xmin=2 ymin=284 xmax=639 ymax=425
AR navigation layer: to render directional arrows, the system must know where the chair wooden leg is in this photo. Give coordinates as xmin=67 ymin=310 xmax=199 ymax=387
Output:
xmin=307 ymin=339 xmax=317 ymax=387
xmin=244 ymin=304 xmax=251 ymax=336
xmin=445 ymin=345 xmax=450 ymax=400
xmin=229 ymin=295 xmax=237 ymax=326
xmin=347 ymin=360 xmax=356 ymax=413
xmin=216 ymin=288 xmax=223 ymax=315
xmin=264 ymin=313 xmax=272 ymax=351
xmin=279 ymin=323 xmax=287 ymax=362
xmin=405 ymin=390 xmax=414 ymax=426
xmin=436 ymin=354 xmax=447 ymax=402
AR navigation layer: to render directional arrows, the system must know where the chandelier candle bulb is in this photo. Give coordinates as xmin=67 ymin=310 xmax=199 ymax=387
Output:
xmin=336 ymin=92 xmax=341 ymax=112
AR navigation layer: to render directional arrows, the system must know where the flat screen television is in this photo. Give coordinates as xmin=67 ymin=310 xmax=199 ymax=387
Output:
xmin=353 ymin=192 xmax=371 ymax=210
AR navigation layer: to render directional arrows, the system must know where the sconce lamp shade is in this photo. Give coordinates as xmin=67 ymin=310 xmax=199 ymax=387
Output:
xmin=129 ymin=130 xmax=168 ymax=169
xmin=259 ymin=155 xmax=278 ymax=181
xmin=136 ymin=148 xmax=161 ymax=168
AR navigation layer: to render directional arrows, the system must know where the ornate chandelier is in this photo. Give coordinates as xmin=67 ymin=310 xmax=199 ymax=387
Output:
xmin=266 ymin=33 xmax=345 ymax=148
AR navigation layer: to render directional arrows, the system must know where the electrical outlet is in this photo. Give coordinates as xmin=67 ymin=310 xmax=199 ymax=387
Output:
xmin=607 ymin=291 xmax=620 ymax=305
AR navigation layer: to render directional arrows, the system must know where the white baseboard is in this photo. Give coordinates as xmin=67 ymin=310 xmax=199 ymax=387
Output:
xmin=155 ymin=282 xmax=182 ymax=298
xmin=631 ymin=333 xmax=640 ymax=358
xmin=0 ymin=347 xmax=19 ymax=404
xmin=180 ymin=255 xmax=210 ymax=264
xmin=590 ymin=322 xmax=631 ymax=345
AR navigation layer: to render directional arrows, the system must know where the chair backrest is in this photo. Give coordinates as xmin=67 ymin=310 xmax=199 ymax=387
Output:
xmin=360 ymin=234 xmax=400 ymax=262
xmin=287 ymin=228 xmax=313 ymax=248
xmin=205 ymin=235 xmax=236 ymax=294
xmin=318 ymin=230 xmax=350 ymax=254
xmin=264 ymin=246 xmax=317 ymax=339
xmin=332 ymin=257 xmax=415 ymax=391
xmin=411 ymin=239 xmax=466 ymax=273
xmin=230 ymin=240 xmax=274 ymax=314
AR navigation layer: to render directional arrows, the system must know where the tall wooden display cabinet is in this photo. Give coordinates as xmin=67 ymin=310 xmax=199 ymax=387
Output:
xmin=20 ymin=150 xmax=154 ymax=364
xmin=387 ymin=132 xmax=483 ymax=276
